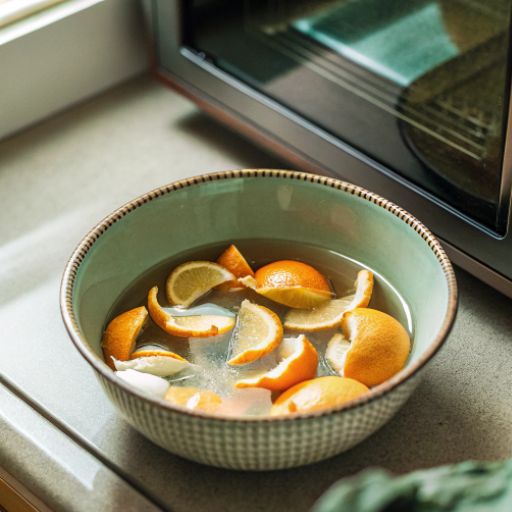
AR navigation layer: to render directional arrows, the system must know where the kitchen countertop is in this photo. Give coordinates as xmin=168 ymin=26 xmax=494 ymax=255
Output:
xmin=1 ymin=75 xmax=511 ymax=512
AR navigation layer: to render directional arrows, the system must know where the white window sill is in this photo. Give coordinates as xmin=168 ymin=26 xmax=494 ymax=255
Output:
xmin=0 ymin=0 xmax=149 ymax=140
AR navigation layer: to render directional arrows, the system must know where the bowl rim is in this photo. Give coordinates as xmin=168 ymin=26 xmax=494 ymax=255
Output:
xmin=60 ymin=169 xmax=458 ymax=423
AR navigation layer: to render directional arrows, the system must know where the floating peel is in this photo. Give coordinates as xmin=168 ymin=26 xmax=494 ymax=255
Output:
xmin=113 ymin=354 xmax=189 ymax=377
xmin=115 ymin=369 xmax=169 ymax=399
xmin=148 ymin=286 xmax=235 ymax=338
xmin=235 ymin=335 xmax=318 ymax=391
xmin=284 ymin=270 xmax=374 ymax=331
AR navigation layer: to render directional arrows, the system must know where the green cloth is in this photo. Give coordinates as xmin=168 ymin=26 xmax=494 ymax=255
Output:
xmin=314 ymin=460 xmax=512 ymax=512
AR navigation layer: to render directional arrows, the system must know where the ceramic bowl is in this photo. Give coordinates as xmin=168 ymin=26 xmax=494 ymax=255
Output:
xmin=60 ymin=169 xmax=457 ymax=470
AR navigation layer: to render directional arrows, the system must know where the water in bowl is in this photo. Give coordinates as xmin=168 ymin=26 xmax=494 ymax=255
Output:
xmin=106 ymin=239 xmax=413 ymax=416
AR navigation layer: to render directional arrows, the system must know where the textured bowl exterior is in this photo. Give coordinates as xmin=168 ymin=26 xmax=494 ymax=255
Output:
xmin=61 ymin=169 xmax=457 ymax=471
xmin=98 ymin=370 xmax=422 ymax=470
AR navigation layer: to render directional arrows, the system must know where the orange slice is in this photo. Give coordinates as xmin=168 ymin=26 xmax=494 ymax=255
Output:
xmin=165 ymin=386 xmax=222 ymax=413
xmin=340 ymin=308 xmax=411 ymax=387
xmin=166 ymin=261 xmax=235 ymax=307
xmin=102 ymin=306 xmax=148 ymax=369
xmin=240 ymin=260 xmax=333 ymax=309
xmin=284 ymin=270 xmax=373 ymax=331
xmin=113 ymin=344 xmax=189 ymax=377
xmin=216 ymin=244 xmax=254 ymax=291
xmin=148 ymin=286 xmax=235 ymax=338
xmin=271 ymin=376 xmax=369 ymax=416
xmin=235 ymin=335 xmax=318 ymax=391
xmin=227 ymin=299 xmax=283 ymax=366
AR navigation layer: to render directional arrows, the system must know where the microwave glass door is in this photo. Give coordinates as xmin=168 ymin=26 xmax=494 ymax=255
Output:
xmin=185 ymin=0 xmax=512 ymax=232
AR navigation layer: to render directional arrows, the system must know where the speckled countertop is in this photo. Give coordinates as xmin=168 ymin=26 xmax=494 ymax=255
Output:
xmin=1 ymin=76 xmax=511 ymax=512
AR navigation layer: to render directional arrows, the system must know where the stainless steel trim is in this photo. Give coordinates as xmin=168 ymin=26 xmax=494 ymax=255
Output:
xmin=441 ymin=238 xmax=512 ymax=298
xmin=497 ymin=34 xmax=512 ymax=231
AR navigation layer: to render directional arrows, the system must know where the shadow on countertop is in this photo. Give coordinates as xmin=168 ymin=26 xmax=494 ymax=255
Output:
xmin=173 ymin=110 xmax=285 ymax=170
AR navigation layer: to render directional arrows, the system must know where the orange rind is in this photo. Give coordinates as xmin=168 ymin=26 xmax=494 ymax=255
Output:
xmin=235 ymin=334 xmax=318 ymax=391
xmin=284 ymin=270 xmax=373 ymax=331
xmin=216 ymin=244 xmax=254 ymax=291
xmin=271 ymin=376 xmax=369 ymax=416
xmin=113 ymin=344 xmax=190 ymax=377
xmin=148 ymin=286 xmax=235 ymax=338
xmin=341 ymin=308 xmax=411 ymax=387
xmin=165 ymin=386 xmax=222 ymax=413
xmin=102 ymin=306 xmax=148 ymax=369
xmin=240 ymin=260 xmax=333 ymax=309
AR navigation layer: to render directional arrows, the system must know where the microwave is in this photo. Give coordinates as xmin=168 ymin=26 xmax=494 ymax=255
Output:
xmin=145 ymin=0 xmax=512 ymax=297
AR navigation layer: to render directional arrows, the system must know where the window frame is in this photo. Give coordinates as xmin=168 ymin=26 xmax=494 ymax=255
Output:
xmin=0 ymin=0 xmax=148 ymax=140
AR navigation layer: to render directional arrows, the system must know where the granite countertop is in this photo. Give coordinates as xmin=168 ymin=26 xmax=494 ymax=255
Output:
xmin=1 ymin=76 xmax=511 ymax=512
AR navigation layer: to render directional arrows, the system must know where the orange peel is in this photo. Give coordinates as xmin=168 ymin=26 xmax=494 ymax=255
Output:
xmin=284 ymin=270 xmax=373 ymax=331
xmin=341 ymin=308 xmax=411 ymax=387
xmin=240 ymin=260 xmax=333 ymax=309
xmin=235 ymin=335 xmax=318 ymax=392
xmin=216 ymin=244 xmax=254 ymax=291
xmin=148 ymin=286 xmax=235 ymax=338
xmin=271 ymin=376 xmax=369 ymax=416
xmin=165 ymin=386 xmax=222 ymax=413
xmin=102 ymin=306 xmax=148 ymax=369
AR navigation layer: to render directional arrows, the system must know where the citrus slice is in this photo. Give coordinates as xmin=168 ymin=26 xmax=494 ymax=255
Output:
xmin=113 ymin=345 xmax=189 ymax=377
xmin=216 ymin=244 xmax=254 ymax=291
xmin=284 ymin=270 xmax=374 ymax=331
xmin=166 ymin=261 xmax=235 ymax=307
xmin=165 ymin=386 xmax=222 ymax=413
xmin=235 ymin=335 xmax=318 ymax=391
xmin=227 ymin=299 xmax=283 ymax=366
xmin=102 ymin=306 xmax=148 ymax=369
xmin=341 ymin=308 xmax=411 ymax=387
xmin=271 ymin=376 xmax=369 ymax=416
xmin=148 ymin=286 xmax=235 ymax=338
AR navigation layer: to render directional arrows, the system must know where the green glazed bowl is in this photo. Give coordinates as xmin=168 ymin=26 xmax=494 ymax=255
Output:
xmin=60 ymin=169 xmax=457 ymax=470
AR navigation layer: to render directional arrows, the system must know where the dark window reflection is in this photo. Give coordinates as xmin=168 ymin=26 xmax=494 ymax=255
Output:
xmin=186 ymin=0 xmax=512 ymax=231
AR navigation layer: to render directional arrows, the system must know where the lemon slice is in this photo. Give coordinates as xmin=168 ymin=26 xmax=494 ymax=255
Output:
xmin=227 ymin=299 xmax=283 ymax=366
xmin=102 ymin=306 xmax=148 ymax=369
xmin=325 ymin=333 xmax=351 ymax=375
xmin=148 ymin=286 xmax=235 ymax=337
xmin=284 ymin=270 xmax=374 ymax=331
xmin=235 ymin=335 xmax=318 ymax=391
xmin=166 ymin=261 xmax=235 ymax=307
xmin=113 ymin=345 xmax=189 ymax=377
